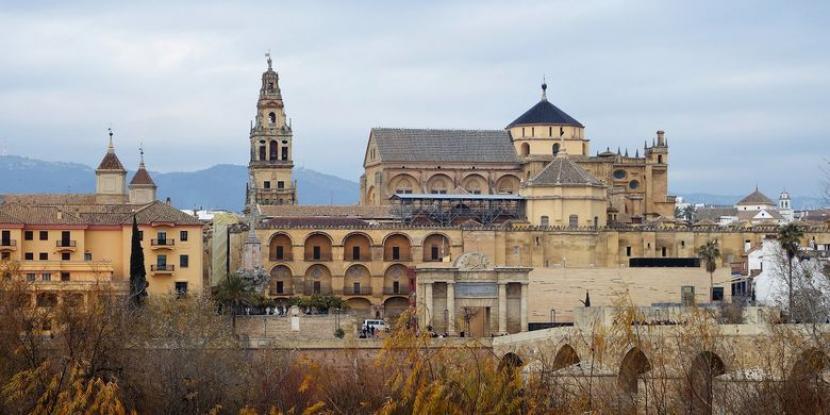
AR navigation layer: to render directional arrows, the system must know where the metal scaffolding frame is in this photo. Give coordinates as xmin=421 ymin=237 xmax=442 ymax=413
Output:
xmin=390 ymin=194 xmax=525 ymax=226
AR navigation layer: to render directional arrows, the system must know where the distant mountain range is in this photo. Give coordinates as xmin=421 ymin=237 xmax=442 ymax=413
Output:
xmin=0 ymin=155 xmax=360 ymax=211
xmin=0 ymin=155 xmax=825 ymax=212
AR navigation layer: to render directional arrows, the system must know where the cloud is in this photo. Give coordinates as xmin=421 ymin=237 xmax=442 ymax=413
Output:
xmin=0 ymin=0 xmax=828 ymax=195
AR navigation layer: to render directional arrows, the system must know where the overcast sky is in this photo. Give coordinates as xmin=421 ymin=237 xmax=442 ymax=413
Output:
xmin=0 ymin=0 xmax=828 ymax=196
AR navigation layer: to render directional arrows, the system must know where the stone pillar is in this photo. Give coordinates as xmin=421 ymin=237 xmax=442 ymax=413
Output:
xmin=446 ymin=281 xmax=456 ymax=335
xmin=520 ymin=283 xmax=528 ymax=332
xmin=424 ymin=283 xmax=434 ymax=330
xmin=498 ymin=282 xmax=507 ymax=334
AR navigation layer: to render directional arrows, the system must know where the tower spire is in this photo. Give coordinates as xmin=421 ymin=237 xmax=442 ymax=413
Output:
xmin=139 ymin=142 xmax=145 ymax=167
xmin=107 ymin=128 xmax=114 ymax=153
xmin=541 ymin=76 xmax=548 ymax=101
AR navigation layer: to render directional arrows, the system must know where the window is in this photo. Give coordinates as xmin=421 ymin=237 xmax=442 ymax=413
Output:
xmin=522 ymin=127 xmax=525 ymax=137
xmin=25 ymin=252 xmax=34 ymax=261
xmin=180 ymin=231 xmax=188 ymax=242
xmin=552 ymin=143 xmax=560 ymax=156
xmin=353 ymin=282 xmax=361 ymax=294
xmin=264 ymin=181 xmax=271 ymax=189
xmin=276 ymin=281 xmax=284 ymax=294
xmin=392 ymin=246 xmax=400 ymax=261
xmin=84 ymin=252 xmax=92 ymax=261
xmin=281 ymin=147 xmax=288 ymax=160
xmin=24 ymin=231 xmax=33 ymax=241
xmin=658 ymin=155 xmax=663 ymax=164
xmin=681 ymin=240 xmax=685 ymax=248
xmin=593 ymin=216 xmax=599 ymax=228
xmin=39 ymin=231 xmax=48 ymax=241
xmin=431 ymin=246 xmax=439 ymax=261
xmin=259 ymin=145 xmax=266 ymax=161
xmin=531 ymin=127 xmax=535 ymax=136
xmin=568 ymin=215 xmax=579 ymax=228
xmin=352 ymin=246 xmax=360 ymax=261
xmin=549 ymin=126 xmax=553 ymax=136
xmin=613 ymin=169 xmax=626 ymax=180
xmin=629 ymin=180 xmax=640 ymax=190
xmin=0 ymin=252 xmax=7 ymax=260
xmin=393 ymin=280 xmax=400 ymax=294
xmin=268 ymin=112 xmax=276 ymax=124
xmin=626 ymin=246 xmax=632 ymax=257
xmin=39 ymin=253 xmax=48 ymax=261
xmin=269 ymin=141 xmax=278 ymax=160
xmin=275 ymin=246 xmax=284 ymax=260
xmin=61 ymin=252 xmax=70 ymax=261
xmin=661 ymin=247 xmax=667 ymax=257
xmin=26 ymin=273 xmax=36 ymax=282
xmin=313 ymin=246 xmax=321 ymax=260
xmin=540 ymin=216 xmax=549 ymax=227
xmin=42 ymin=273 xmax=51 ymax=282
xmin=60 ymin=272 xmax=70 ymax=282
xmin=313 ymin=281 xmax=321 ymax=294
xmin=681 ymin=286 xmax=695 ymax=306
xmin=277 ymin=181 xmax=284 ymax=189
xmin=157 ymin=255 xmax=167 ymax=267
xmin=712 ymin=287 xmax=724 ymax=302
xmin=175 ymin=282 xmax=188 ymax=298
xmin=157 ymin=231 xmax=167 ymax=243
xmin=180 ymin=255 xmax=189 ymax=268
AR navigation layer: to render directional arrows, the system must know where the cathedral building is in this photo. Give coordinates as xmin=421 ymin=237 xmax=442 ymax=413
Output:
xmin=223 ymin=60 xmax=827 ymax=331
xmin=247 ymin=54 xmax=297 ymax=207
xmin=359 ymin=82 xmax=675 ymax=225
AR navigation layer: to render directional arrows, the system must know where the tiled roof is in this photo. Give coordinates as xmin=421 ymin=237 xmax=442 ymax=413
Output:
xmin=695 ymin=207 xmax=738 ymax=222
xmin=130 ymin=166 xmax=156 ymax=186
xmin=258 ymin=204 xmax=392 ymax=219
xmin=262 ymin=217 xmax=371 ymax=227
xmin=507 ymin=99 xmax=584 ymax=129
xmin=0 ymin=198 xmax=201 ymax=226
xmin=736 ymin=188 xmax=774 ymax=206
xmin=0 ymin=194 xmax=99 ymax=205
xmin=370 ymin=128 xmax=519 ymax=164
xmin=801 ymin=209 xmax=830 ymax=223
xmin=527 ymin=155 xmax=602 ymax=186
xmin=97 ymin=152 xmax=126 ymax=171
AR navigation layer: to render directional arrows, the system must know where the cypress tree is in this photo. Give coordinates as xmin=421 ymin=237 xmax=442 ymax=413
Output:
xmin=129 ymin=215 xmax=148 ymax=305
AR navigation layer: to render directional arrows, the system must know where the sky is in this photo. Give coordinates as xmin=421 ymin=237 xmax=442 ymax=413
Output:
xmin=0 ymin=0 xmax=828 ymax=196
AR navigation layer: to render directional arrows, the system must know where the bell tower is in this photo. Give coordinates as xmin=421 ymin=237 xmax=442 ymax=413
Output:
xmin=247 ymin=52 xmax=297 ymax=207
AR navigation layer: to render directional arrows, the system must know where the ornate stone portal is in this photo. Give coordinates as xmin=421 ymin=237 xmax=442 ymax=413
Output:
xmin=415 ymin=252 xmax=530 ymax=336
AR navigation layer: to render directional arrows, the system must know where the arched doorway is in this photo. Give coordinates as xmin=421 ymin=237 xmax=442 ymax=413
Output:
xmin=345 ymin=297 xmax=373 ymax=318
xmin=344 ymin=264 xmax=372 ymax=295
xmin=384 ymin=264 xmax=410 ymax=295
xmin=343 ymin=233 xmax=372 ymax=261
xmin=268 ymin=233 xmax=292 ymax=261
xmin=269 ymin=265 xmax=293 ymax=296
xmin=422 ymin=233 xmax=450 ymax=262
xmin=383 ymin=296 xmax=410 ymax=319
xmin=383 ymin=234 xmax=412 ymax=262
xmin=304 ymin=233 xmax=333 ymax=261
xmin=304 ymin=264 xmax=332 ymax=295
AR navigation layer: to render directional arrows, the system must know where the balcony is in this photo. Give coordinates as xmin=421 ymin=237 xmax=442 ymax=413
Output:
xmin=342 ymin=286 xmax=373 ymax=296
xmin=0 ymin=240 xmax=16 ymax=251
xmin=150 ymin=239 xmax=176 ymax=250
xmin=269 ymin=288 xmax=294 ymax=297
xmin=301 ymin=286 xmax=332 ymax=296
xmin=384 ymin=286 xmax=412 ymax=296
xmin=268 ymin=253 xmax=293 ymax=262
xmin=55 ymin=240 xmax=77 ymax=252
xmin=150 ymin=264 xmax=175 ymax=274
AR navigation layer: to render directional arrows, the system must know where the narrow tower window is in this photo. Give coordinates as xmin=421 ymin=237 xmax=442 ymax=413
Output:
xmin=269 ymin=141 xmax=278 ymax=161
xmin=553 ymin=143 xmax=560 ymax=156
xmin=268 ymin=112 xmax=276 ymax=124
xmin=259 ymin=145 xmax=266 ymax=161
xmin=281 ymin=146 xmax=288 ymax=160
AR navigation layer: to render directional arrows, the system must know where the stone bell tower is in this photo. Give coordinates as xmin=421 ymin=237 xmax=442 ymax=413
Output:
xmin=247 ymin=53 xmax=297 ymax=207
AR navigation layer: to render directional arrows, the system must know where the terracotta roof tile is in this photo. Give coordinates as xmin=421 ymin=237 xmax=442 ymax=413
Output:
xmin=528 ymin=155 xmax=602 ymax=186
xmin=736 ymin=188 xmax=774 ymax=206
xmin=370 ymin=128 xmax=519 ymax=164
xmin=130 ymin=167 xmax=156 ymax=186
xmin=257 ymin=204 xmax=392 ymax=219
xmin=97 ymin=152 xmax=126 ymax=171
xmin=0 ymin=197 xmax=201 ymax=226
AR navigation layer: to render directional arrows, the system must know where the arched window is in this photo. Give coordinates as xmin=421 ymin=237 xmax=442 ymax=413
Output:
xmin=553 ymin=143 xmax=560 ymax=156
xmin=658 ymin=155 xmax=663 ymax=164
xmin=268 ymin=112 xmax=276 ymax=125
xmin=281 ymin=146 xmax=288 ymax=160
xmin=258 ymin=145 xmax=266 ymax=161
xmin=269 ymin=141 xmax=278 ymax=161
xmin=520 ymin=143 xmax=530 ymax=156
xmin=540 ymin=216 xmax=550 ymax=227
xmin=568 ymin=215 xmax=578 ymax=228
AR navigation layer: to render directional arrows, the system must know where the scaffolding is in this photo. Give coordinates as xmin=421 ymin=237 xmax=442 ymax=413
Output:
xmin=390 ymin=194 xmax=525 ymax=226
